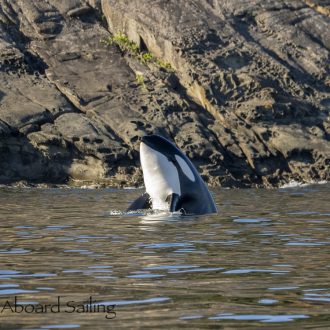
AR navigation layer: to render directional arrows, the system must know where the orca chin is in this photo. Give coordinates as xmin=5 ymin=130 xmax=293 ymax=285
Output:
xmin=127 ymin=134 xmax=218 ymax=215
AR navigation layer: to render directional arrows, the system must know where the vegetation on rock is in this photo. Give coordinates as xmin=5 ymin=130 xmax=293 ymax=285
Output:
xmin=101 ymin=32 xmax=173 ymax=71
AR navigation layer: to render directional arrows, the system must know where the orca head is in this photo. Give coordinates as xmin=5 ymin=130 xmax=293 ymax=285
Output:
xmin=140 ymin=135 xmax=198 ymax=211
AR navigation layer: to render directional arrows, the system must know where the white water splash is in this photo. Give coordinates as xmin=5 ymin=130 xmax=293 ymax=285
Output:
xmin=280 ymin=180 xmax=328 ymax=189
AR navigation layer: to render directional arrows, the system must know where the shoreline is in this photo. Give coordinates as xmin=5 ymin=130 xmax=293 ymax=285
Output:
xmin=0 ymin=179 xmax=328 ymax=190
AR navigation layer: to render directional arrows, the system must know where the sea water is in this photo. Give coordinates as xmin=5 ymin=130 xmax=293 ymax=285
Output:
xmin=0 ymin=183 xmax=329 ymax=329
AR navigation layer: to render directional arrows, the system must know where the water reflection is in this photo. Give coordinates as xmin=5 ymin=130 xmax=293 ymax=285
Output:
xmin=0 ymin=183 xmax=329 ymax=328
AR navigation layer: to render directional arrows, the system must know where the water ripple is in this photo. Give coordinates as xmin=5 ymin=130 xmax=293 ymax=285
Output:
xmin=0 ymin=248 xmax=31 ymax=254
xmin=0 ymin=288 xmax=38 ymax=295
xmin=223 ymin=269 xmax=289 ymax=275
xmin=96 ymin=297 xmax=171 ymax=306
xmin=209 ymin=313 xmax=309 ymax=322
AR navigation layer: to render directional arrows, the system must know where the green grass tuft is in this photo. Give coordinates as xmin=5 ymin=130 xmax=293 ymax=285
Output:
xmin=139 ymin=52 xmax=154 ymax=64
xmin=135 ymin=73 xmax=146 ymax=89
xmin=101 ymin=32 xmax=139 ymax=55
xmin=155 ymin=58 xmax=173 ymax=71
xmin=101 ymin=32 xmax=174 ymax=72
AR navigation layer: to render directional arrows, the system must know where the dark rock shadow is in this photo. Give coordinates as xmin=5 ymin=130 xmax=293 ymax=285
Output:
xmin=0 ymin=132 xmax=73 ymax=185
xmin=0 ymin=90 xmax=5 ymax=102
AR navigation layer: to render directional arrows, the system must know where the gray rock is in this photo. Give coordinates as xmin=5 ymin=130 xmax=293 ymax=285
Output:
xmin=67 ymin=6 xmax=93 ymax=18
xmin=101 ymin=0 xmax=330 ymax=186
xmin=0 ymin=0 xmax=329 ymax=187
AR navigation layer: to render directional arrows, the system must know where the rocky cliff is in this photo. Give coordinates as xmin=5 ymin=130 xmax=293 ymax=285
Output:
xmin=0 ymin=0 xmax=329 ymax=187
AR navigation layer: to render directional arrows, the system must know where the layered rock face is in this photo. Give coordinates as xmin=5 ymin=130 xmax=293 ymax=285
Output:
xmin=0 ymin=0 xmax=329 ymax=187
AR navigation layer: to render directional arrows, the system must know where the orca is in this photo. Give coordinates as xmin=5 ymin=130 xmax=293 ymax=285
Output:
xmin=127 ymin=134 xmax=217 ymax=215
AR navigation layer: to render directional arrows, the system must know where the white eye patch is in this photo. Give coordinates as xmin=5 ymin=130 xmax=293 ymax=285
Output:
xmin=175 ymin=155 xmax=195 ymax=182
